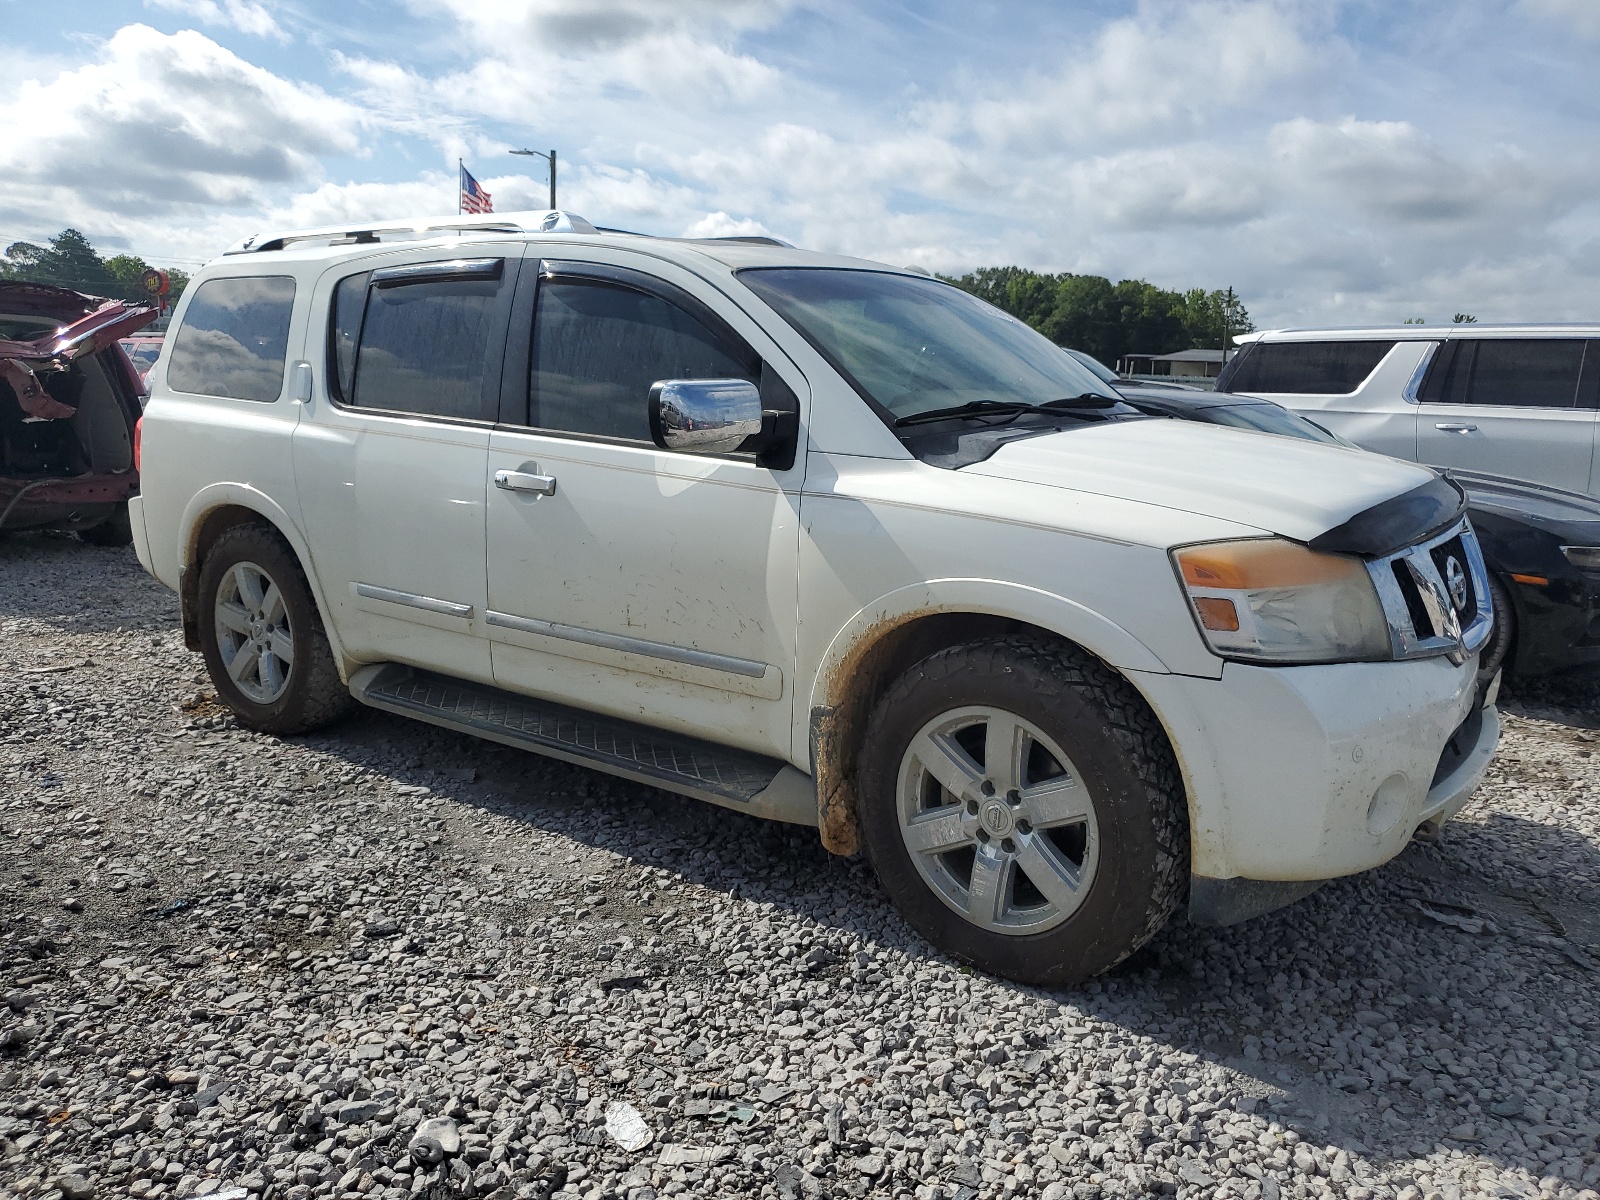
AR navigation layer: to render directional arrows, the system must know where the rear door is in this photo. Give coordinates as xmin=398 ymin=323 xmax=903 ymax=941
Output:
xmin=1416 ymin=338 xmax=1598 ymax=494
xmin=292 ymin=249 xmax=516 ymax=681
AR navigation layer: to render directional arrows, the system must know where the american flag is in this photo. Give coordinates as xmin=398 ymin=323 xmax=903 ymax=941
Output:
xmin=459 ymin=164 xmax=493 ymax=215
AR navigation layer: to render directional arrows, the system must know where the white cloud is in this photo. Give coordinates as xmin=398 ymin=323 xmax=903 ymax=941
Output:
xmin=965 ymin=1 xmax=1320 ymax=148
xmin=248 ymin=176 xmax=456 ymax=231
xmin=1052 ymin=145 xmax=1270 ymax=230
xmin=145 ymin=0 xmax=288 ymax=41
xmin=682 ymin=211 xmax=772 ymax=239
xmin=1267 ymin=117 xmax=1548 ymax=223
xmin=420 ymin=0 xmax=786 ymax=51
xmin=1521 ymin=0 xmax=1600 ymax=39
xmin=6 ymin=4 xmax=1599 ymax=329
xmin=392 ymin=0 xmax=786 ymax=106
xmin=0 ymin=25 xmax=364 ymax=265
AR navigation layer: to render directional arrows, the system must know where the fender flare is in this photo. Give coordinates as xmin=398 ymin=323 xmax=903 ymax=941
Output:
xmin=806 ymin=577 xmax=1172 ymax=716
xmin=176 ymin=482 xmax=351 ymax=678
xmin=803 ymin=578 xmax=1174 ymax=854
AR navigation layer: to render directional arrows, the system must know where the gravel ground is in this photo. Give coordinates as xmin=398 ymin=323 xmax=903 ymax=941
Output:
xmin=2 ymin=534 xmax=1599 ymax=1200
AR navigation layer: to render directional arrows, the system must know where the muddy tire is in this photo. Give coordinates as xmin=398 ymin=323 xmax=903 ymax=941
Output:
xmin=196 ymin=523 xmax=354 ymax=735
xmin=857 ymin=635 xmax=1188 ymax=986
xmin=78 ymin=502 xmax=133 ymax=547
xmin=1479 ymin=572 xmax=1515 ymax=689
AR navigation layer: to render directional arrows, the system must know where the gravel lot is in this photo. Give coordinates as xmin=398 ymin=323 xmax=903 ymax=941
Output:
xmin=3 ymin=534 xmax=1598 ymax=1200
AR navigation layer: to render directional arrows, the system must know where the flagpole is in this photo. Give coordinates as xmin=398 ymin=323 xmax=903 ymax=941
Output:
xmin=457 ymin=159 xmax=463 ymax=215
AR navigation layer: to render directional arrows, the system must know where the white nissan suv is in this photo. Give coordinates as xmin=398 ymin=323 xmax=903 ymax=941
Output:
xmin=131 ymin=211 xmax=1500 ymax=985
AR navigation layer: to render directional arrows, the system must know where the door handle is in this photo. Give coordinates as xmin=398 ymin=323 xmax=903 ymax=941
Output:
xmin=494 ymin=469 xmax=557 ymax=496
xmin=1434 ymin=422 xmax=1478 ymax=433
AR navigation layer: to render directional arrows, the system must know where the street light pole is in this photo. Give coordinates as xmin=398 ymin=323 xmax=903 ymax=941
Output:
xmin=510 ymin=148 xmax=557 ymax=210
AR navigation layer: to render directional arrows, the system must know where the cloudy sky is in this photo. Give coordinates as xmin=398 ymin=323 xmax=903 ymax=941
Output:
xmin=2 ymin=0 xmax=1597 ymax=327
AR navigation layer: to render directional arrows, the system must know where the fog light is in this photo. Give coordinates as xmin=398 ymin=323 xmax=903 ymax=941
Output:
xmin=1367 ymin=773 xmax=1410 ymax=835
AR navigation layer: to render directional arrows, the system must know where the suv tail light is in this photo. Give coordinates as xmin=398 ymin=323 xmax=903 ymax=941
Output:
xmin=134 ymin=416 xmax=143 ymax=474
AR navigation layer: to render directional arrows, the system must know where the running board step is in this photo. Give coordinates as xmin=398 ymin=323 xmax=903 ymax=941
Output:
xmin=348 ymin=663 xmax=816 ymax=826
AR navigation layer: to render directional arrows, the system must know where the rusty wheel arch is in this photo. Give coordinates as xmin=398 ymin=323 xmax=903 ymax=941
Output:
xmin=178 ymin=505 xmax=280 ymax=651
xmin=810 ymin=610 xmax=1075 ymax=856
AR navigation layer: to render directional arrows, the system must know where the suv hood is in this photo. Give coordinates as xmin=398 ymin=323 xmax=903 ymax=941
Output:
xmin=963 ymin=418 xmax=1437 ymax=545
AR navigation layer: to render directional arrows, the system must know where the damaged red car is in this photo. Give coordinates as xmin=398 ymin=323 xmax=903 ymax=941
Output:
xmin=1 ymin=281 xmax=157 ymax=545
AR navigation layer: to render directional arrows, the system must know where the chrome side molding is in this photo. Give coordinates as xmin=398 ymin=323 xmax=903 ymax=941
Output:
xmin=485 ymin=610 xmax=768 ymax=678
xmin=353 ymin=582 xmax=474 ymax=619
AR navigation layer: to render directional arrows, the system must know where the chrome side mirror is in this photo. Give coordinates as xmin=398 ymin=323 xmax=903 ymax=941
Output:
xmin=648 ymin=378 xmax=763 ymax=455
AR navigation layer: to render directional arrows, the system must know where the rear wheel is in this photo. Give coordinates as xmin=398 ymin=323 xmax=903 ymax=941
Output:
xmin=857 ymin=636 xmax=1188 ymax=986
xmin=196 ymin=524 xmax=354 ymax=735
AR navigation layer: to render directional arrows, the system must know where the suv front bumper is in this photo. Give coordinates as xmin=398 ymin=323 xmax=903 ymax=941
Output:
xmin=1131 ymin=652 xmax=1498 ymax=911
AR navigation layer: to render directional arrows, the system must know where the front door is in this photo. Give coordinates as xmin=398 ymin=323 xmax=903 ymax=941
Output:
xmin=292 ymin=249 xmax=516 ymax=680
xmin=1417 ymin=338 xmax=1599 ymax=494
xmin=484 ymin=253 xmax=806 ymax=759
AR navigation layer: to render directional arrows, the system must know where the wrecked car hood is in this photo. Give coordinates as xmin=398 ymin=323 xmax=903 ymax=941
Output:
xmin=962 ymin=417 xmax=1439 ymax=546
xmin=1 ymin=281 xmax=157 ymax=419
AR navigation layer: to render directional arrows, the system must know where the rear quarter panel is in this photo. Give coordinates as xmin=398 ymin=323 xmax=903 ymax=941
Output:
xmin=137 ymin=264 xmax=314 ymax=593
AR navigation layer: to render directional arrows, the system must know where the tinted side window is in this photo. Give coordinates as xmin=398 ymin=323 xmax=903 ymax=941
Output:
xmin=328 ymin=272 xmax=369 ymax=404
xmin=1422 ymin=339 xmax=1585 ymax=408
xmin=530 ymin=280 xmax=758 ymax=441
xmin=167 ymin=276 xmax=295 ymax=402
xmin=1220 ymin=340 xmax=1394 ymax=395
xmin=349 ymin=271 xmax=506 ymax=421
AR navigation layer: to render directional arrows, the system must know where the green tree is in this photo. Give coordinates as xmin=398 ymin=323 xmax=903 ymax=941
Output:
xmin=2 ymin=230 xmax=188 ymax=304
xmin=104 ymin=253 xmax=152 ymax=294
xmin=944 ymin=266 xmax=1252 ymax=369
xmin=105 ymin=254 xmax=189 ymax=304
xmin=1452 ymin=313 xmax=1478 ymax=324
xmin=2 ymin=229 xmax=121 ymax=295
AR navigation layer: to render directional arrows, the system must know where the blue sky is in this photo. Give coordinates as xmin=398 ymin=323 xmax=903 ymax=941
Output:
xmin=2 ymin=0 xmax=1597 ymax=329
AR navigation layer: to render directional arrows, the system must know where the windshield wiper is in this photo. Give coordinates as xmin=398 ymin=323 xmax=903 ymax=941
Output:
xmin=895 ymin=393 xmax=1123 ymax=428
xmin=1037 ymin=392 xmax=1123 ymax=410
xmin=894 ymin=400 xmax=1034 ymax=427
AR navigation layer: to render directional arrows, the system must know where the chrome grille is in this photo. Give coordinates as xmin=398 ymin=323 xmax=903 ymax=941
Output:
xmin=1366 ymin=519 xmax=1493 ymax=665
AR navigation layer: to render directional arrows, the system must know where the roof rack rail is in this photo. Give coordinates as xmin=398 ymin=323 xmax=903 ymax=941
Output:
xmin=697 ymin=235 xmax=794 ymax=247
xmin=223 ymin=210 xmax=599 ymax=255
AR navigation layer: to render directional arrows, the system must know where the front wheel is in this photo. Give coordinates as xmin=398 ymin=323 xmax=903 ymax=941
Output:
xmin=196 ymin=524 xmax=355 ymax=735
xmin=1478 ymin=572 xmax=1515 ymax=690
xmin=857 ymin=636 xmax=1188 ymax=986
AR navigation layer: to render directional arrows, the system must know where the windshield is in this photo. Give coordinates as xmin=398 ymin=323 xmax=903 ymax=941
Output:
xmin=1064 ymin=347 xmax=1120 ymax=385
xmin=740 ymin=269 xmax=1111 ymax=421
xmin=1203 ymin=403 xmax=1347 ymax=444
xmin=124 ymin=344 xmax=162 ymax=371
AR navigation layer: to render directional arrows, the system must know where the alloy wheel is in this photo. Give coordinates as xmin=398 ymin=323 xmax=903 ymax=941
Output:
xmin=895 ymin=705 xmax=1100 ymax=935
xmin=213 ymin=560 xmax=294 ymax=704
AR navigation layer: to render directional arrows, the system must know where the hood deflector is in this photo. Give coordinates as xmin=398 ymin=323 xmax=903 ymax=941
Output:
xmin=1308 ymin=474 xmax=1467 ymax=559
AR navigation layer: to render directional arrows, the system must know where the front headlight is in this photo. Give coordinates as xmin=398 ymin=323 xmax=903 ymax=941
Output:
xmin=1173 ymin=538 xmax=1391 ymax=663
xmin=1562 ymin=546 xmax=1600 ymax=572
